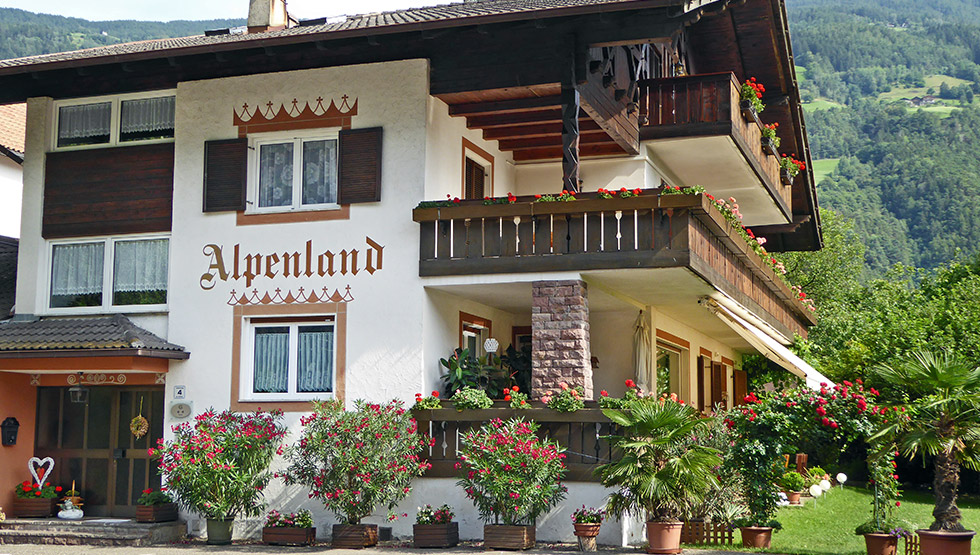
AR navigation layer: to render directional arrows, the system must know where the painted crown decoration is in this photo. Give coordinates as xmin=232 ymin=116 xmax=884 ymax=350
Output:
xmin=233 ymin=95 xmax=357 ymax=134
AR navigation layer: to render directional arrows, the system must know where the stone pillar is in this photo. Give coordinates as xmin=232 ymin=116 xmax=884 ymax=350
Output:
xmin=531 ymin=280 xmax=593 ymax=399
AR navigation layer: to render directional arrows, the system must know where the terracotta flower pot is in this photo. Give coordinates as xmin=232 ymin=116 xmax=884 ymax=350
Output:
xmin=263 ymin=526 xmax=316 ymax=546
xmin=646 ymin=521 xmax=683 ymax=554
xmin=863 ymin=533 xmax=898 ymax=555
xmin=484 ymin=524 xmax=535 ymax=550
xmin=784 ymin=490 xmax=802 ymax=505
xmin=573 ymin=523 xmax=602 ymax=538
xmin=413 ymin=522 xmax=459 ymax=548
xmin=740 ymin=526 xmax=773 ymax=548
xmin=134 ymin=502 xmax=178 ymax=523
xmin=332 ymin=524 xmax=379 ymax=549
xmin=917 ymin=529 xmax=976 ymax=555
xmin=12 ymin=498 xmax=56 ymax=518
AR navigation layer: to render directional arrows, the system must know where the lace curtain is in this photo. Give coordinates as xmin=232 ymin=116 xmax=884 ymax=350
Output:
xmin=113 ymin=239 xmax=169 ymax=293
xmin=258 ymin=143 xmax=293 ymax=207
xmin=58 ymin=102 xmax=111 ymax=143
xmin=297 ymin=325 xmax=333 ymax=392
xmin=302 ymin=140 xmax=337 ymax=205
xmin=253 ymin=327 xmax=289 ymax=393
xmin=51 ymin=243 xmax=104 ymax=296
xmin=120 ymin=96 xmax=175 ymax=135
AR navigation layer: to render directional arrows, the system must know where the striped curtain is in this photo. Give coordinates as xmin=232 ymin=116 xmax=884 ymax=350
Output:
xmin=297 ymin=325 xmax=333 ymax=393
xmin=253 ymin=327 xmax=289 ymax=393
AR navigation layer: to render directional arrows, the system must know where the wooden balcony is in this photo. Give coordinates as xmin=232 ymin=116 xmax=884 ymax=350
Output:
xmin=413 ymin=193 xmax=815 ymax=339
xmin=638 ymin=73 xmax=792 ymax=227
xmin=413 ymin=403 xmax=618 ymax=482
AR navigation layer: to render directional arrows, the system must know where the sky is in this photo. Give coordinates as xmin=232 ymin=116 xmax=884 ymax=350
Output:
xmin=0 ymin=0 xmax=434 ymax=22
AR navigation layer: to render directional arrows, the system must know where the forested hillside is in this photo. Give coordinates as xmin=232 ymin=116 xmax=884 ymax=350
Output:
xmin=0 ymin=8 xmax=241 ymax=61
xmin=788 ymin=0 xmax=980 ymax=275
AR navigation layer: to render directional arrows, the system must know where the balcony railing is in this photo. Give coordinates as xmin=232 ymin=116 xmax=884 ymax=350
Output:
xmin=413 ymin=193 xmax=816 ymax=337
xmin=413 ymin=404 xmax=618 ymax=482
xmin=637 ymin=73 xmax=791 ymax=219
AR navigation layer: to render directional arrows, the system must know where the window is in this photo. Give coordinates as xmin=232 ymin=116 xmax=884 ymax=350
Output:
xmin=656 ymin=344 xmax=681 ymax=398
xmin=464 ymin=157 xmax=486 ymax=199
xmin=55 ymin=93 xmax=175 ymax=149
xmin=243 ymin=318 xmax=335 ymax=400
xmin=461 ymin=138 xmax=494 ymax=199
xmin=49 ymin=237 xmax=169 ymax=310
xmin=460 ymin=312 xmax=492 ymax=359
xmin=253 ymin=135 xmax=338 ymax=212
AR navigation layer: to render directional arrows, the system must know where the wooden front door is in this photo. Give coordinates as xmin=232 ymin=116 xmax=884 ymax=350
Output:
xmin=35 ymin=386 xmax=165 ymax=517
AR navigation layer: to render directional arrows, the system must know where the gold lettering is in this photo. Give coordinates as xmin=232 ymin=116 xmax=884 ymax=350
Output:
xmin=243 ymin=254 xmax=262 ymax=287
xmin=265 ymin=253 xmax=280 ymax=279
xmin=200 ymin=244 xmax=228 ymax=290
xmin=365 ymin=236 xmax=384 ymax=274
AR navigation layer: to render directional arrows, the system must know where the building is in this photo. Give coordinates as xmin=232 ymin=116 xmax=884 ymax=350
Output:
xmin=0 ymin=0 xmax=823 ymax=542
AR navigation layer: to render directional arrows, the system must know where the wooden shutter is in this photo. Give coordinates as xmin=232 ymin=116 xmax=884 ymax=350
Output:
xmin=696 ymin=356 xmax=706 ymax=412
xmin=203 ymin=138 xmax=247 ymax=212
xmin=338 ymin=127 xmax=383 ymax=204
xmin=733 ymin=369 xmax=747 ymax=406
xmin=710 ymin=361 xmax=724 ymax=409
xmin=464 ymin=157 xmax=485 ymax=199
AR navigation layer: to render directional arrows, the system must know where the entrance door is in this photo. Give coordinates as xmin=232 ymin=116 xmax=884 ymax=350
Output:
xmin=35 ymin=386 xmax=165 ymax=517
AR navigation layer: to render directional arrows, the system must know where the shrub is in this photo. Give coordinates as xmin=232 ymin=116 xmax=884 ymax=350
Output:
xmin=542 ymin=382 xmax=585 ymax=412
xmin=779 ymin=471 xmax=805 ymax=492
xmin=152 ymin=408 xmax=286 ymax=520
xmin=451 ymin=386 xmax=493 ymax=410
xmin=265 ymin=509 xmax=314 ymax=528
xmin=457 ymin=418 xmax=567 ymax=525
xmin=506 ymin=386 xmax=529 ymax=409
xmin=281 ymin=399 xmax=431 ymax=525
xmin=416 ymin=504 xmax=454 ymax=525
xmin=414 ymin=391 xmax=442 ymax=410
xmin=807 ymin=466 xmax=829 ymax=486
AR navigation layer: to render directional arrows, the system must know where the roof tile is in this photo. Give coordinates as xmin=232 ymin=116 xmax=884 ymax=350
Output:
xmin=0 ymin=103 xmax=25 ymax=155
xmin=0 ymin=314 xmax=186 ymax=352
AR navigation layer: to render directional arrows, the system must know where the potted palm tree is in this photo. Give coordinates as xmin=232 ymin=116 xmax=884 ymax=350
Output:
xmin=595 ymin=394 xmax=722 ymax=554
xmin=873 ymin=351 xmax=980 ymax=555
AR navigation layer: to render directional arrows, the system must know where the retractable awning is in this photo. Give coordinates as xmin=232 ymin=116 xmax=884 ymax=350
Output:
xmin=703 ymin=298 xmax=833 ymax=390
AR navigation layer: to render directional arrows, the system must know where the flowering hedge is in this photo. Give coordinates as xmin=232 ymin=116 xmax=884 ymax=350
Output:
xmin=152 ymin=408 xmax=286 ymax=520
xmin=457 ymin=418 xmax=567 ymax=525
xmin=726 ymin=381 xmax=899 ymax=528
xmin=281 ymin=399 xmax=431 ymax=525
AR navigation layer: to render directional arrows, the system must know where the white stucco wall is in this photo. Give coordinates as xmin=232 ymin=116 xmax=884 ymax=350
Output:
xmin=513 ymin=156 xmax=660 ymax=197
xmin=0 ymin=155 xmax=21 ymax=238
xmin=14 ymin=97 xmax=52 ymax=316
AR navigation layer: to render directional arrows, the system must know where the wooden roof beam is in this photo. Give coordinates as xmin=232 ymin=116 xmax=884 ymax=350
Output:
xmin=483 ymin=118 xmax=601 ymax=140
xmin=496 ymin=130 xmax=610 ymax=151
xmin=466 ymin=107 xmax=589 ymax=129
xmin=448 ymin=95 xmax=563 ymax=117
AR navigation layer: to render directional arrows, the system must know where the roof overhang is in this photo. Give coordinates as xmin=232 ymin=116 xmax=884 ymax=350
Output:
xmin=0 ymin=348 xmax=189 ymax=360
xmin=0 ymin=354 xmax=176 ymax=375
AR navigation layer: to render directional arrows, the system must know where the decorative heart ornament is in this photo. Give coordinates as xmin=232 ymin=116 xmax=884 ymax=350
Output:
xmin=28 ymin=456 xmax=55 ymax=487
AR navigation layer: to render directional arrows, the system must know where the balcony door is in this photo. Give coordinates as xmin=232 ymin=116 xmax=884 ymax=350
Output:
xmin=35 ymin=386 xmax=164 ymax=517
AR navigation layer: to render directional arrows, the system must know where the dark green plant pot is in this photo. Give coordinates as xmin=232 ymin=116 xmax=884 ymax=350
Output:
xmin=207 ymin=518 xmax=234 ymax=545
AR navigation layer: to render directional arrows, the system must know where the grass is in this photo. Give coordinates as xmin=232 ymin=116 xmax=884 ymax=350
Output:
xmin=801 ymin=98 xmax=844 ymax=112
xmin=810 ymin=158 xmax=840 ymax=185
xmin=683 ymin=486 xmax=980 ymax=554
xmin=878 ymin=74 xmax=973 ymax=101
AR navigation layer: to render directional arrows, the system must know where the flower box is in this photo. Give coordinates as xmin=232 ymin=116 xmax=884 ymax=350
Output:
xmin=135 ymin=502 xmax=178 ymax=523
xmin=332 ymin=524 xmax=378 ymax=549
xmin=780 ymin=169 xmax=794 ymax=187
xmin=414 ymin=522 xmax=459 ymax=548
xmin=12 ymin=498 xmax=56 ymax=518
xmin=484 ymin=524 xmax=535 ymax=550
xmin=762 ymin=138 xmax=778 ymax=156
xmin=739 ymin=99 xmax=758 ymax=122
xmin=263 ymin=526 xmax=316 ymax=546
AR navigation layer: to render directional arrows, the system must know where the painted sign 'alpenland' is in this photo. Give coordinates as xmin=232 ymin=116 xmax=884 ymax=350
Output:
xmin=200 ymin=236 xmax=384 ymax=289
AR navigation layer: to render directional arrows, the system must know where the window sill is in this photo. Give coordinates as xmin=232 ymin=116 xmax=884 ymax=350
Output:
xmin=42 ymin=305 xmax=169 ymax=317
xmin=231 ymin=398 xmax=334 ymax=412
xmin=51 ymin=137 xmax=175 ymax=153
xmin=236 ymin=205 xmax=350 ymax=226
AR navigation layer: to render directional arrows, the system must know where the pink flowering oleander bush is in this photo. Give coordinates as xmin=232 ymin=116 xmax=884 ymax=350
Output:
xmin=280 ymin=399 xmax=431 ymax=525
xmin=416 ymin=504 xmax=454 ymax=525
xmin=151 ymin=408 xmax=286 ymax=520
xmin=265 ymin=509 xmax=314 ymax=528
xmin=457 ymin=418 xmax=567 ymax=525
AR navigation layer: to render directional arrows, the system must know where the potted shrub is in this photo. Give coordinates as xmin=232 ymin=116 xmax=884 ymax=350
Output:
xmin=151 ymin=408 xmax=286 ymax=545
xmin=12 ymin=480 xmax=60 ymax=518
xmin=873 ymin=351 xmax=980 ymax=555
xmin=413 ymin=504 xmax=458 ymax=548
xmin=595 ymin=393 xmax=722 ymax=554
xmin=134 ymin=488 xmax=177 ymax=523
xmin=571 ymin=506 xmax=605 ymax=552
xmin=457 ymin=418 xmax=567 ymax=550
xmin=853 ymin=447 xmax=908 ymax=555
xmin=262 ymin=509 xmax=316 ymax=546
xmin=779 ymin=471 xmax=805 ymax=505
xmin=281 ymin=399 xmax=430 ymax=549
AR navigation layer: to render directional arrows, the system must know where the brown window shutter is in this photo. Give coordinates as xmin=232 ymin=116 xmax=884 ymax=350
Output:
xmin=696 ymin=356 xmax=706 ymax=412
xmin=733 ymin=369 xmax=747 ymax=406
xmin=464 ymin=157 xmax=485 ymax=199
xmin=203 ymin=138 xmax=247 ymax=212
xmin=711 ymin=361 xmax=724 ymax=409
xmin=338 ymin=127 xmax=382 ymax=204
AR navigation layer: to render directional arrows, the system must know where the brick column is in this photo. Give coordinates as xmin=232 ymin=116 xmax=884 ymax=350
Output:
xmin=531 ymin=280 xmax=593 ymax=399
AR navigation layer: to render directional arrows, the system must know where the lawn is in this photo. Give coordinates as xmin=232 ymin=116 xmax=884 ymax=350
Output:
xmin=683 ymin=486 xmax=980 ymax=554
xmin=801 ymin=98 xmax=844 ymax=112
xmin=810 ymin=158 xmax=840 ymax=185
xmin=878 ymin=74 xmax=973 ymax=103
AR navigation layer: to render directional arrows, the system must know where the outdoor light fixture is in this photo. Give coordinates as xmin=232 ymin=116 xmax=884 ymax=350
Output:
xmin=1 ymin=417 xmax=19 ymax=446
xmin=836 ymin=473 xmax=848 ymax=490
xmin=484 ymin=338 xmax=499 ymax=363
xmin=809 ymin=484 xmax=823 ymax=508
xmin=819 ymin=479 xmax=832 ymax=492
xmin=68 ymin=373 xmax=89 ymax=404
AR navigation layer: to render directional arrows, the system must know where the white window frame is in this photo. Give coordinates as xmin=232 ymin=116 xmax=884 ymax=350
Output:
xmin=247 ymin=128 xmax=341 ymax=214
xmin=44 ymin=234 xmax=170 ymax=315
xmin=240 ymin=317 xmax=337 ymax=402
xmin=51 ymin=89 xmax=177 ymax=152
